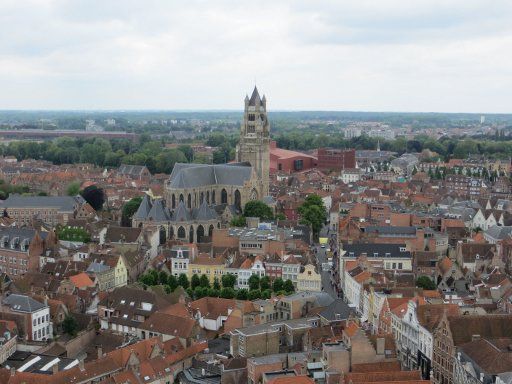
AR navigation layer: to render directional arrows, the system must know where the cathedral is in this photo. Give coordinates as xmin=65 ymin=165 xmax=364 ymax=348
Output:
xmin=133 ymin=87 xmax=271 ymax=243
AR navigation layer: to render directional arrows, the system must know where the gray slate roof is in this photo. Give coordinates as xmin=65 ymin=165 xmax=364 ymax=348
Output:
xmin=87 ymin=261 xmax=111 ymax=273
xmin=0 ymin=227 xmax=46 ymax=252
xmin=173 ymin=200 xmax=192 ymax=222
xmin=0 ymin=195 xmax=78 ymax=211
xmin=147 ymin=199 xmax=171 ymax=222
xmin=192 ymin=200 xmax=218 ymax=221
xmin=168 ymin=163 xmax=252 ymax=189
xmin=119 ymin=164 xmax=149 ymax=176
xmin=248 ymin=86 xmax=262 ymax=106
xmin=133 ymin=194 xmax=153 ymax=220
xmin=484 ymin=225 xmax=512 ymax=241
xmin=3 ymin=294 xmax=46 ymax=313
xmin=320 ymin=298 xmax=355 ymax=321
xmin=343 ymin=243 xmax=411 ymax=259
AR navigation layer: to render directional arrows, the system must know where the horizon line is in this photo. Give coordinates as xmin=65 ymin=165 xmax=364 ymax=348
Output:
xmin=0 ymin=109 xmax=510 ymax=116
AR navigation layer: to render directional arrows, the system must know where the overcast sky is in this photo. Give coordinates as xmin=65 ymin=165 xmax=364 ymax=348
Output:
xmin=1 ymin=0 xmax=511 ymax=112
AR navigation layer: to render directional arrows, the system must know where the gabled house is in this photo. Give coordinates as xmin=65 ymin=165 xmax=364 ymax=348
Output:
xmin=97 ymin=286 xmax=173 ymax=335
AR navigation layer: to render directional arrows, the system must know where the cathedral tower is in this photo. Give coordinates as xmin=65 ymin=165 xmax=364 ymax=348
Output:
xmin=236 ymin=86 xmax=270 ymax=198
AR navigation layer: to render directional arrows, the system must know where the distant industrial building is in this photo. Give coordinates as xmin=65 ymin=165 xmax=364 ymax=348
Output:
xmin=317 ymin=148 xmax=356 ymax=171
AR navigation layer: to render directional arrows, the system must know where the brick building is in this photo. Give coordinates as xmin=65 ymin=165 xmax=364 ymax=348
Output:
xmin=0 ymin=227 xmax=51 ymax=277
xmin=270 ymin=141 xmax=318 ymax=173
xmin=0 ymin=294 xmax=52 ymax=341
xmin=0 ymin=195 xmax=93 ymax=226
xmin=317 ymin=148 xmax=356 ymax=171
xmin=432 ymin=314 xmax=512 ymax=384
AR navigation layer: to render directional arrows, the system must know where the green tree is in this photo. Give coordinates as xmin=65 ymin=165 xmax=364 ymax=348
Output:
xmin=283 ymin=279 xmax=295 ymax=293
xmin=56 ymin=226 xmax=91 ymax=242
xmin=261 ymin=289 xmax=272 ymax=299
xmin=213 ymin=277 xmax=221 ymax=290
xmin=62 ymin=314 xmax=79 ymax=336
xmin=235 ymin=288 xmax=249 ymax=300
xmin=453 ymin=139 xmax=478 ymax=159
xmin=212 ymin=149 xmax=228 ymax=164
xmin=299 ymin=204 xmax=326 ymax=238
xmin=121 ymin=196 xmax=143 ymax=226
xmin=207 ymin=288 xmax=220 ymax=298
xmin=248 ymin=290 xmax=261 ymax=301
xmin=158 ymin=271 xmax=168 ymax=285
xmin=243 ymin=201 xmax=274 ymax=220
xmin=194 ymin=286 xmax=206 ymax=299
xmin=199 ymin=274 xmax=210 ymax=288
xmin=272 ymin=278 xmax=284 ymax=292
xmin=230 ymin=216 xmax=246 ymax=227
xmin=222 ymin=274 xmax=237 ymax=289
xmin=416 ymin=276 xmax=437 ymax=290
xmin=140 ymin=272 xmax=157 ymax=286
xmin=298 ymin=194 xmax=327 ymax=238
xmin=220 ymin=287 xmax=235 ymax=299
xmin=191 ymin=274 xmax=201 ymax=290
xmin=248 ymin=275 xmax=260 ymax=291
xmin=260 ymin=276 xmax=271 ymax=291
xmin=168 ymin=274 xmax=178 ymax=292
xmin=66 ymin=181 xmax=81 ymax=196
xmin=178 ymin=145 xmax=194 ymax=162
xmin=178 ymin=273 xmax=189 ymax=289
xmin=155 ymin=149 xmax=188 ymax=174
xmin=80 ymin=185 xmax=105 ymax=211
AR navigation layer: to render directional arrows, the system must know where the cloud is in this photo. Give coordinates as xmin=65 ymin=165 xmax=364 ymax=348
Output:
xmin=0 ymin=0 xmax=511 ymax=112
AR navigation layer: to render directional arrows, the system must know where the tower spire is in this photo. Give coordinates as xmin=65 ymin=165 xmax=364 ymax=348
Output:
xmin=236 ymin=87 xmax=270 ymax=197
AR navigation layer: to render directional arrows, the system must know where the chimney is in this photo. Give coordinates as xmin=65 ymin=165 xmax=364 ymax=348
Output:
xmin=10 ymin=367 xmax=15 ymax=376
xmin=79 ymin=359 xmax=85 ymax=371
xmin=472 ymin=334 xmax=481 ymax=342
xmin=53 ymin=362 xmax=59 ymax=374
xmin=376 ymin=337 xmax=385 ymax=355
xmin=97 ymin=346 xmax=103 ymax=359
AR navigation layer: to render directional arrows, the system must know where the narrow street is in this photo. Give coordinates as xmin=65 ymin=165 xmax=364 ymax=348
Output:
xmin=314 ymin=226 xmax=339 ymax=299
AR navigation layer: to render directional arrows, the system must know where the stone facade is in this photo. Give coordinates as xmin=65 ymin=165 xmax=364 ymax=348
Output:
xmin=236 ymin=86 xmax=270 ymax=198
xmin=135 ymin=88 xmax=271 ymax=244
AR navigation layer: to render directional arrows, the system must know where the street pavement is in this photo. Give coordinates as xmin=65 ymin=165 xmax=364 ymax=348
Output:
xmin=314 ymin=225 xmax=339 ymax=299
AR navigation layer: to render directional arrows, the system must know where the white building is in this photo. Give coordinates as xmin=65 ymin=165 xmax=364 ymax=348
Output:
xmin=391 ymin=300 xmax=456 ymax=380
xmin=2 ymin=294 xmax=52 ymax=341
xmin=281 ymin=255 xmax=301 ymax=285
xmin=169 ymin=245 xmax=193 ymax=276
xmin=340 ymin=168 xmax=362 ymax=184
xmin=237 ymin=256 xmax=265 ymax=289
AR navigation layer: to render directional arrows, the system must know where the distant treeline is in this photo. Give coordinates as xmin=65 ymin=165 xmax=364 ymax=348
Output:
xmin=2 ymin=131 xmax=512 ymax=175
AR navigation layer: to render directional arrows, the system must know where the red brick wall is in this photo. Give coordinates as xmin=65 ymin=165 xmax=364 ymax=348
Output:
xmin=317 ymin=148 xmax=356 ymax=170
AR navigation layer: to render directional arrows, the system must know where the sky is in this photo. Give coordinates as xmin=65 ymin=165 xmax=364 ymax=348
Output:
xmin=1 ymin=0 xmax=512 ymax=112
